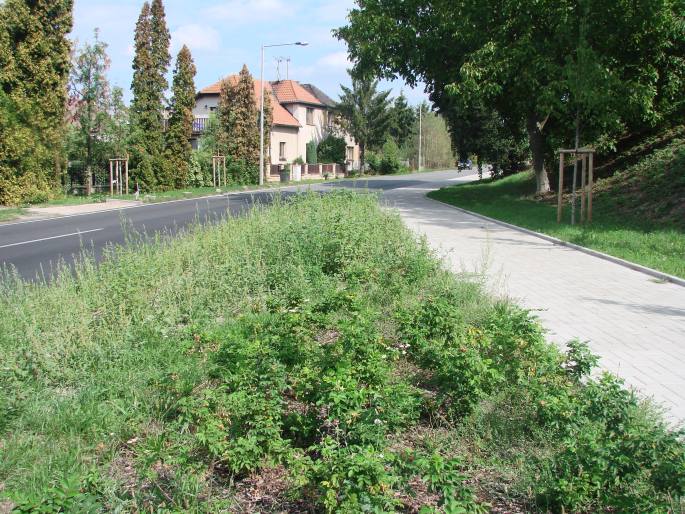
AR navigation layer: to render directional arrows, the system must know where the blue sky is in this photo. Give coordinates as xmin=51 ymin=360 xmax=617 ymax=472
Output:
xmin=71 ymin=0 xmax=428 ymax=105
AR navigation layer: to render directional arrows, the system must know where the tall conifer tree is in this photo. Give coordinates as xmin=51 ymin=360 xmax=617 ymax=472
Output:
xmin=130 ymin=0 xmax=170 ymax=188
xmin=150 ymin=0 xmax=171 ymax=109
xmin=0 ymin=0 xmax=73 ymax=204
xmin=217 ymin=65 xmax=260 ymax=168
xmin=166 ymin=45 xmax=196 ymax=188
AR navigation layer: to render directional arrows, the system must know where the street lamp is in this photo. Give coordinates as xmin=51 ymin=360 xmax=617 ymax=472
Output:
xmin=259 ymin=41 xmax=309 ymax=186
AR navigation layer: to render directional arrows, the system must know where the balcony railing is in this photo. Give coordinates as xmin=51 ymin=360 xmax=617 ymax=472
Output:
xmin=193 ymin=117 xmax=210 ymax=134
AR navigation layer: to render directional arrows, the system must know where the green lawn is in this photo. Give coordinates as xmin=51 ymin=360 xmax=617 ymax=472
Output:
xmin=0 ymin=207 xmax=26 ymax=222
xmin=1 ymin=192 xmax=682 ymax=512
xmin=428 ymin=171 xmax=685 ymax=278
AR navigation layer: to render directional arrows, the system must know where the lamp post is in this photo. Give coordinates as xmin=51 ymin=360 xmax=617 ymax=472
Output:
xmin=418 ymin=103 xmax=422 ymax=171
xmin=259 ymin=41 xmax=308 ymax=186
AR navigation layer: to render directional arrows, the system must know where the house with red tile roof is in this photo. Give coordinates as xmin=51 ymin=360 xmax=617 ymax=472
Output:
xmin=192 ymin=74 xmax=360 ymax=175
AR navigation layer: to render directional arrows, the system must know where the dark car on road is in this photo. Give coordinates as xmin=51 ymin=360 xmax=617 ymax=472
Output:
xmin=458 ymin=159 xmax=472 ymax=170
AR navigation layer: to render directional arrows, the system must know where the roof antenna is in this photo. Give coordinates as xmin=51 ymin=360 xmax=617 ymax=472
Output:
xmin=275 ymin=57 xmax=282 ymax=81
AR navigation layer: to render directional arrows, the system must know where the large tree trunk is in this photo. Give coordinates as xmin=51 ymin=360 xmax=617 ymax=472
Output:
xmin=526 ymin=113 xmax=551 ymax=194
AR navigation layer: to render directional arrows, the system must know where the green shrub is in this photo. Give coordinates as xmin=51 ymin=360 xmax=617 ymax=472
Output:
xmin=379 ymin=138 xmax=401 ymax=175
xmin=317 ymin=134 xmax=346 ymax=164
xmin=188 ymin=151 xmax=205 ymax=187
xmin=306 ymin=140 xmax=318 ymax=164
xmin=538 ymin=373 xmax=685 ymax=512
xmin=366 ymin=150 xmax=381 ymax=174
xmin=227 ymin=156 xmax=258 ymax=184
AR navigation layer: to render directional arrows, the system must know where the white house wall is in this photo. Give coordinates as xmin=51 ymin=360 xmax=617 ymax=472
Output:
xmin=284 ymin=104 xmax=329 ymax=159
xmin=270 ymin=126 xmax=299 ymax=165
xmin=193 ymin=95 xmax=219 ymax=117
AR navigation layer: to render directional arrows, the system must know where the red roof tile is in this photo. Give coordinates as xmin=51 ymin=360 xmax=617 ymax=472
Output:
xmin=198 ymin=75 xmax=300 ymax=128
xmin=271 ymin=80 xmax=324 ymax=106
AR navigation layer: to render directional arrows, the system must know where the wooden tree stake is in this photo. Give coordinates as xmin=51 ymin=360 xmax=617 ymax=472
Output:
xmin=557 ymin=153 xmax=565 ymax=223
xmin=580 ymin=154 xmax=587 ymax=224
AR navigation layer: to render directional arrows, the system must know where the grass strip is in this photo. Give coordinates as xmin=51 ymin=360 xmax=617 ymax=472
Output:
xmin=428 ymin=171 xmax=685 ymax=278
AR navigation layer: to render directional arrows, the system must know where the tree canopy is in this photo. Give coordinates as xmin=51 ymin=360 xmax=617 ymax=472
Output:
xmin=388 ymin=92 xmax=416 ymax=149
xmin=338 ymin=0 xmax=685 ymax=192
xmin=218 ymin=65 xmax=261 ymax=167
xmin=69 ymin=30 xmax=111 ymax=192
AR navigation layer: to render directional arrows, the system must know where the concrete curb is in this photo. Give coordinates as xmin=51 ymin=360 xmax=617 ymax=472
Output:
xmin=431 ymin=199 xmax=685 ymax=288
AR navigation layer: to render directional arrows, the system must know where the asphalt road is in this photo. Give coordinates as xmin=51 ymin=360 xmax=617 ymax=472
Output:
xmin=0 ymin=170 xmax=472 ymax=281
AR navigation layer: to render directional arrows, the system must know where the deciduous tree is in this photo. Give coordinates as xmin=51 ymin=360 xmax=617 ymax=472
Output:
xmin=69 ymin=30 xmax=111 ymax=193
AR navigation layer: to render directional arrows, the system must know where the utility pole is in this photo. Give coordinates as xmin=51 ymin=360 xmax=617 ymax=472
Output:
xmin=418 ymin=104 xmax=423 ymax=171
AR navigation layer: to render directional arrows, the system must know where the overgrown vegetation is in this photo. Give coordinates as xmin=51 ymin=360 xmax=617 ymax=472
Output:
xmin=1 ymin=193 xmax=683 ymax=512
xmin=429 ymin=134 xmax=685 ymax=278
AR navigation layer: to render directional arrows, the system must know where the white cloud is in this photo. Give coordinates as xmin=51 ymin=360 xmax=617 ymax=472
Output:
xmin=203 ymin=0 xmax=294 ymax=23
xmin=317 ymin=51 xmax=352 ymax=70
xmin=171 ymin=24 xmax=221 ymax=53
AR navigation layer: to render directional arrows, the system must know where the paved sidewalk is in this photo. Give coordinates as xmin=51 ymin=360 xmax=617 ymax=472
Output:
xmin=24 ymin=199 xmax=142 ymax=218
xmin=383 ymin=172 xmax=685 ymax=423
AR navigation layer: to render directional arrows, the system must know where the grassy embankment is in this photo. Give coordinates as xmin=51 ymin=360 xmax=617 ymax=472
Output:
xmin=429 ymin=134 xmax=685 ymax=278
xmin=1 ymin=192 xmax=683 ymax=513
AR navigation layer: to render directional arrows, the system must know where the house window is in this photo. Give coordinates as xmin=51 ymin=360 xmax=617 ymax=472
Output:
xmin=306 ymin=108 xmax=314 ymax=125
xmin=279 ymin=142 xmax=286 ymax=161
xmin=346 ymin=146 xmax=354 ymax=161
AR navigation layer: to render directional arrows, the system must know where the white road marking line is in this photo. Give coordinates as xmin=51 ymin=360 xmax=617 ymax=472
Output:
xmin=0 ymin=228 xmax=104 ymax=249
